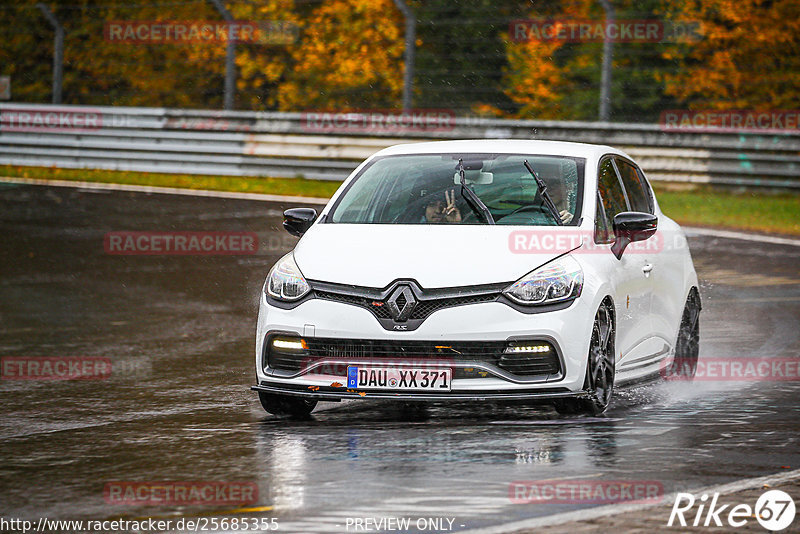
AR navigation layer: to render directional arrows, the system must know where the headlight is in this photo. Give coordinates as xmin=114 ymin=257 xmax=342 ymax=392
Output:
xmin=504 ymin=255 xmax=583 ymax=305
xmin=265 ymin=252 xmax=310 ymax=301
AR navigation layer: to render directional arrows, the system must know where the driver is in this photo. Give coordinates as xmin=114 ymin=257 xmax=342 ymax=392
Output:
xmin=424 ymin=189 xmax=462 ymax=223
xmin=541 ymin=173 xmax=573 ymax=224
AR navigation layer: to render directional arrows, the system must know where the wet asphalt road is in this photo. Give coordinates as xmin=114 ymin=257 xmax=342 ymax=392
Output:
xmin=1 ymin=183 xmax=799 ymax=533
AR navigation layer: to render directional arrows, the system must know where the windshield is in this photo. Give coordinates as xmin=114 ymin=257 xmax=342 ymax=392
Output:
xmin=329 ymin=153 xmax=584 ymax=225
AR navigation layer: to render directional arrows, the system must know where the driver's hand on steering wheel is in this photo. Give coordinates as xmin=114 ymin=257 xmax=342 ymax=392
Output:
xmin=559 ymin=209 xmax=573 ymax=224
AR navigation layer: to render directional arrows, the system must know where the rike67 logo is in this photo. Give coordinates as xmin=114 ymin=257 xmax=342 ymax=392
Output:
xmin=669 ymin=489 xmax=796 ymax=531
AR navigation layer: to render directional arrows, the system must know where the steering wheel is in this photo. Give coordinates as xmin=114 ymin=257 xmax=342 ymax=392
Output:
xmin=507 ymin=204 xmax=548 ymax=217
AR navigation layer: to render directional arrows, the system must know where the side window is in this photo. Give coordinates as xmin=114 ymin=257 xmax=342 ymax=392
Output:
xmin=595 ymin=158 xmax=626 ymax=243
xmin=594 ymin=192 xmax=613 ymax=243
xmin=637 ymin=167 xmax=655 ymax=213
xmin=598 ymin=158 xmax=627 ymax=216
xmin=615 ymin=158 xmax=651 ymax=213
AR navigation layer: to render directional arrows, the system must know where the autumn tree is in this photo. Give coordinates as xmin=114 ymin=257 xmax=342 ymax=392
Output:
xmin=0 ymin=0 xmax=298 ymax=109
xmin=499 ymin=0 xmax=687 ymax=121
xmin=3 ymin=0 xmax=796 ymax=117
xmin=501 ymin=23 xmax=573 ymax=119
xmin=662 ymin=0 xmax=800 ymax=110
xmin=277 ymin=0 xmax=405 ymax=111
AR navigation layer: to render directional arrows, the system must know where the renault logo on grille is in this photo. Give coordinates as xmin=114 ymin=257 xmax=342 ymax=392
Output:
xmin=386 ymin=285 xmax=417 ymax=322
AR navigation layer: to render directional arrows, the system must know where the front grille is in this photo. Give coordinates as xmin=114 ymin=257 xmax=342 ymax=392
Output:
xmin=315 ymin=291 xmax=393 ymax=319
xmin=266 ymin=337 xmax=561 ymax=379
xmin=315 ymin=291 xmax=498 ymax=321
xmin=409 ymin=294 xmax=498 ymax=319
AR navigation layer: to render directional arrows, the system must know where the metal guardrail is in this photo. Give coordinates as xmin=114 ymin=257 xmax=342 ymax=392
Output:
xmin=1 ymin=103 xmax=798 ymax=188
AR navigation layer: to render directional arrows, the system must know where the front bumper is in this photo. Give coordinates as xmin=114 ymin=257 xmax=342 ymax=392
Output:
xmin=255 ymin=291 xmax=598 ymax=397
xmin=251 ymin=382 xmax=588 ymax=402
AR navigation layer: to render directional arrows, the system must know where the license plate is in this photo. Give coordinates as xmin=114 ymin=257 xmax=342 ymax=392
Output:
xmin=347 ymin=366 xmax=452 ymax=391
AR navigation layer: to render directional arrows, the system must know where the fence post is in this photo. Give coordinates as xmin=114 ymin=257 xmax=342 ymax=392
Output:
xmin=598 ymin=0 xmax=614 ymax=121
xmin=392 ymin=0 xmax=416 ymax=112
xmin=210 ymin=0 xmax=236 ymax=110
xmin=36 ymin=3 xmax=63 ymax=104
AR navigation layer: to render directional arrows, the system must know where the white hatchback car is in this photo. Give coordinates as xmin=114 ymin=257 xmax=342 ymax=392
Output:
xmin=253 ymin=140 xmax=700 ymax=416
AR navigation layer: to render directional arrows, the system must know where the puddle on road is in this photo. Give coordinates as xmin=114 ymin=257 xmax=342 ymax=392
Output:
xmin=487 ymin=418 xmax=618 ymax=425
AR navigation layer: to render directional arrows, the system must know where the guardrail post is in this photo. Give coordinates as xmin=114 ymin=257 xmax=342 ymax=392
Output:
xmin=598 ymin=0 xmax=614 ymax=121
xmin=36 ymin=3 xmax=63 ymax=104
xmin=210 ymin=0 xmax=236 ymax=110
xmin=393 ymin=0 xmax=416 ymax=112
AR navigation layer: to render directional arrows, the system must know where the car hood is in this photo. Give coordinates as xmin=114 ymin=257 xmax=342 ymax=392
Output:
xmin=292 ymin=224 xmax=584 ymax=289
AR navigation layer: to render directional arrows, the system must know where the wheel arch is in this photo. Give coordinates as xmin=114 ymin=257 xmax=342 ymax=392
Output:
xmin=672 ymin=285 xmax=701 ymax=348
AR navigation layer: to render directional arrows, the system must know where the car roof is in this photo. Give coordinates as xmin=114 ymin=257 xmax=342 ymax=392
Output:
xmin=372 ymin=139 xmax=629 ymax=160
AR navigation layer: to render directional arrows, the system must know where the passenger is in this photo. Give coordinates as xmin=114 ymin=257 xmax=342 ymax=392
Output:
xmin=424 ymin=189 xmax=462 ymax=223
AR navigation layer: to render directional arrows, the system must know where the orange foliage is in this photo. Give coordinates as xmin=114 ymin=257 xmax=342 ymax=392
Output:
xmin=663 ymin=0 xmax=800 ymax=109
xmin=2 ymin=0 xmax=297 ymax=109
xmin=498 ymin=0 xmax=597 ymax=119
xmin=277 ymin=0 xmax=404 ymax=111
xmin=502 ymin=32 xmax=571 ymax=119
xmin=3 ymin=0 xmax=795 ymax=115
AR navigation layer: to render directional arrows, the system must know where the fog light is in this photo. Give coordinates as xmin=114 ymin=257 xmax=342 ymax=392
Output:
xmin=272 ymin=338 xmax=307 ymax=351
xmin=505 ymin=344 xmax=551 ymax=354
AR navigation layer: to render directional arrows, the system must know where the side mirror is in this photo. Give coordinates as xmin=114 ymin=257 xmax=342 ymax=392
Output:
xmin=611 ymin=212 xmax=658 ymax=259
xmin=283 ymin=208 xmax=317 ymax=237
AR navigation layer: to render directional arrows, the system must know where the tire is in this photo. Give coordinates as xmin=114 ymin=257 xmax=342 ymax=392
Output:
xmin=664 ymin=289 xmax=701 ymax=380
xmin=554 ymin=301 xmax=615 ymax=416
xmin=258 ymin=391 xmax=317 ymax=418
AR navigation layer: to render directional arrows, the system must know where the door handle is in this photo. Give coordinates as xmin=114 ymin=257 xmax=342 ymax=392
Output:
xmin=642 ymin=263 xmax=654 ymax=276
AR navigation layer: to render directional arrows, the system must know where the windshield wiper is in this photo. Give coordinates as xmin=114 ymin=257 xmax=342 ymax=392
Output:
xmin=457 ymin=158 xmax=495 ymax=224
xmin=523 ymin=160 xmax=563 ymax=226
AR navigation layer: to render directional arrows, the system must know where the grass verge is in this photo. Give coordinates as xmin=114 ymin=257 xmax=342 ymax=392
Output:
xmin=0 ymin=165 xmax=341 ymax=199
xmin=653 ymin=185 xmax=800 ymax=236
xmin=1 ymin=165 xmax=798 ymax=236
